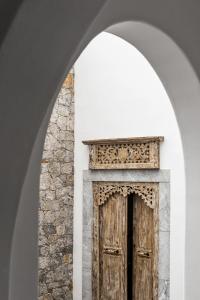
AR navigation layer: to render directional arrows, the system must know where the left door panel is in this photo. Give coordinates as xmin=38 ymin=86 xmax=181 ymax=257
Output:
xmin=99 ymin=193 xmax=127 ymax=300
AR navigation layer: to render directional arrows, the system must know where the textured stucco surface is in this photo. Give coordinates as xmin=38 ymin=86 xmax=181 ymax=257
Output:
xmin=38 ymin=71 xmax=74 ymax=300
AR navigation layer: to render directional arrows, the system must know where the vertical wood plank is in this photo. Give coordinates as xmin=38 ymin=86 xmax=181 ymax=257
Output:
xmin=99 ymin=193 xmax=127 ymax=300
xmin=133 ymin=193 xmax=158 ymax=300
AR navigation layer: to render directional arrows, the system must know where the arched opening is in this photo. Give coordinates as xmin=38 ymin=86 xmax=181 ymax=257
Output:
xmin=38 ymin=30 xmax=182 ymax=299
xmin=38 ymin=28 xmax=189 ymax=299
xmin=74 ymin=30 xmax=185 ymax=300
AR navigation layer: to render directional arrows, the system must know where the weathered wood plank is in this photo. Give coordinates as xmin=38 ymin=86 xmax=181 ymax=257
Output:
xmin=133 ymin=194 xmax=154 ymax=300
xmin=99 ymin=193 xmax=127 ymax=300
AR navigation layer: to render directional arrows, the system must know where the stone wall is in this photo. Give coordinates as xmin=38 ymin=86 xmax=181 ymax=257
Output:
xmin=38 ymin=70 xmax=74 ymax=300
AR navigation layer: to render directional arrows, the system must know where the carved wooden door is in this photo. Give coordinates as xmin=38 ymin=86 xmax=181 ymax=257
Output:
xmin=99 ymin=193 xmax=127 ymax=300
xmin=133 ymin=194 xmax=156 ymax=300
xmin=93 ymin=182 xmax=158 ymax=300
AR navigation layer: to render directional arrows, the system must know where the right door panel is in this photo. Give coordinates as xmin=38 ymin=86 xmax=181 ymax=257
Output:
xmin=133 ymin=194 xmax=155 ymax=300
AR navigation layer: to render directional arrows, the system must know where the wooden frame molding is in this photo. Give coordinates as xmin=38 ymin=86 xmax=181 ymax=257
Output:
xmin=83 ymin=137 xmax=164 ymax=170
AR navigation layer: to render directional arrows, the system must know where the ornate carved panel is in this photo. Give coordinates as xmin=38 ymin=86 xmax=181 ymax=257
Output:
xmin=83 ymin=137 xmax=164 ymax=169
xmin=93 ymin=182 xmax=158 ymax=209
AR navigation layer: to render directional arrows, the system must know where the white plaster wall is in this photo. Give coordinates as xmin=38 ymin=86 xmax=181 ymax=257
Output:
xmin=74 ymin=32 xmax=185 ymax=300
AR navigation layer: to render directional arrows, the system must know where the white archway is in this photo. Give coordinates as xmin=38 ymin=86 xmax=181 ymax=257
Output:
xmin=2 ymin=1 xmax=199 ymax=299
xmin=74 ymin=30 xmax=186 ymax=299
xmin=106 ymin=22 xmax=200 ymax=300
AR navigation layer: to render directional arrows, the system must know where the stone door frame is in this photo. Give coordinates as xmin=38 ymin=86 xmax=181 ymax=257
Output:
xmin=82 ymin=169 xmax=170 ymax=300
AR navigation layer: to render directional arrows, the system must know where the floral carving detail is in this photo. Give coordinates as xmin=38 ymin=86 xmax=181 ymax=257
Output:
xmin=93 ymin=182 xmax=157 ymax=209
xmin=84 ymin=138 xmax=164 ymax=169
xmin=96 ymin=143 xmax=150 ymax=164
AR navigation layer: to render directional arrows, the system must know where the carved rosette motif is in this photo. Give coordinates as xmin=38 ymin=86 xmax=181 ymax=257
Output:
xmin=83 ymin=137 xmax=164 ymax=169
xmin=95 ymin=143 xmax=150 ymax=164
xmin=93 ymin=182 xmax=158 ymax=209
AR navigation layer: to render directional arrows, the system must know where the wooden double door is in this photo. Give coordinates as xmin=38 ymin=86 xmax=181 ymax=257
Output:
xmin=93 ymin=185 xmax=158 ymax=300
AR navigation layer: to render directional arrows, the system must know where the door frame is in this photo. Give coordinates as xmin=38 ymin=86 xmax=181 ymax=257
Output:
xmin=82 ymin=169 xmax=170 ymax=300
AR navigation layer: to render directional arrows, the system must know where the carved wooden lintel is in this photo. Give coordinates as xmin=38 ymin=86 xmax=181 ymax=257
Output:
xmin=93 ymin=182 xmax=158 ymax=209
xmin=83 ymin=136 xmax=164 ymax=170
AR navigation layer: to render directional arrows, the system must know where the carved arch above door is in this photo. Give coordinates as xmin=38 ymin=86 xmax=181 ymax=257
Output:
xmin=93 ymin=182 xmax=158 ymax=209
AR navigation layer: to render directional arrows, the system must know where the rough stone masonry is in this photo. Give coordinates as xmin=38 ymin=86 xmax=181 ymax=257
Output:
xmin=38 ymin=70 xmax=74 ymax=300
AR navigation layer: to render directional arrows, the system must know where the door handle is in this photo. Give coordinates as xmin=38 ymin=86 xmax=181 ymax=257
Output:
xmin=103 ymin=247 xmax=121 ymax=255
xmin=136 ymin=248 xmax=152 ymax=258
